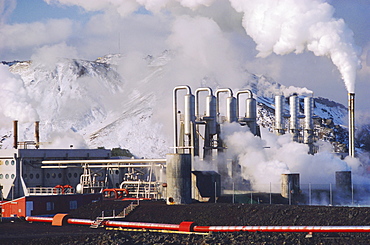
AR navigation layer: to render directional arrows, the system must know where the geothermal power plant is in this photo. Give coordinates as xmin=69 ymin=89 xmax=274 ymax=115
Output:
xmin=0 ymin=86 xmax=358 ymax=218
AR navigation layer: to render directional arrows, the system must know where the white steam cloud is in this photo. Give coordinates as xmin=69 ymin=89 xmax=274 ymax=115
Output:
xmin=229 ymin=0 xmax=361 ymax=93
xmin=223 ymin=124 xmax=362 ymax=192
xmin=44 ymin=0 xmax=361 ymax=93
xmin=0 ymin=64 xmax=39 ymax=125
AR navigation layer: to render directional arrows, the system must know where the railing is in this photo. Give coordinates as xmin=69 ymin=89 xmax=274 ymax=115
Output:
xmin=27 ymin=187 xmax=75 ymax=195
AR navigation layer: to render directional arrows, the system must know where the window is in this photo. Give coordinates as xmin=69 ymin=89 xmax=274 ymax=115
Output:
xmin=69 ymin=200 xmax=78 ymax=210
xmin=58 ymin=173 xmax=62 ymax=178
xmin=46 ymin=202 xmax=54 ymax=211
xmin=11 ymin=174 xmax=15 ymax=179
xmin=0 ymin=174 xmax=3 ymax=179
xmin=5 ymin=160 xmax=9 ymax=165
xmin=5 ymin=174 xmax=9 ymax=179
xmin=11 ymin=160 xmax=15 ymax=165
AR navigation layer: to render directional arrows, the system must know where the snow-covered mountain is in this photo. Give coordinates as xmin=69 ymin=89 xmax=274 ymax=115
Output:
xmin=0 ymin=53 xmax=355 ymax=158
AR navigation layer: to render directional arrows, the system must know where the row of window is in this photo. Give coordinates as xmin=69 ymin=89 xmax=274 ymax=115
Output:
xmin=0 ymin=174 xmax=15 ymax=179
xmin=2 ymin=160 xmax=15 ymax=166
xmin=23 ymin=172 xmax=81 ymax=179
xmin=23 ymin=170 xmax=121 ymax=180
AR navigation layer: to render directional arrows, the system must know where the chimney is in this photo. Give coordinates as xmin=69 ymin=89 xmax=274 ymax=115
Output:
xmin=348 ymin=93 xmax=355 ymax=157
xmin=13 ymin=120 xmax=18 ymax=149
xmin=35 ymin=121 xmax=40 ymax=149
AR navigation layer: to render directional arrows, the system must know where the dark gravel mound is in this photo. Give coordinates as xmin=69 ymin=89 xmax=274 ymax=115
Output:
xmin=2 ymin=200 xmax=370 ymax=244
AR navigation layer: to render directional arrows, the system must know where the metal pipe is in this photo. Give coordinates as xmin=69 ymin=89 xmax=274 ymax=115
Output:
xmin=25 ymin=216 xmax=53 ymax=223
xmin=195 ymin=87 xmax=213 ymax=118
xmin=195 ymin=87 xmax=216 ymax=135
xmin=274 ymin=95 xmax=284 ymax=135
xmin=289 ymin=94 xmax=299 ymax=142
xmin=216 ymin=88 xmax=235 ymax=123
xmin=193 ymin=225 xmax=370 ymax=233
xmin=105 ymin=220 xmax=180 ymax=231
xmin=173 ymin=86 xmax=192 ymax=153
xmin=289 ymin=94 xmax=299 ymax=130
xmin=348 ymin=93 xmax=355 ymax=157
xmin=236 ymin=90 xmax=253 ymax=119
xmin=13 ymin=120 xmax=18 ymax=149
xmin=304 ymin=96 xmax=313 ymax=144
xmin=42 ymin=159 xmax=166 ymax=165
xmin=25 ymin=216 xmax=370 ymax=233
xmin=34 ymin=121 xmax=40 ymax=149
xmin=41 ymin=164 xmax=165 ymax=169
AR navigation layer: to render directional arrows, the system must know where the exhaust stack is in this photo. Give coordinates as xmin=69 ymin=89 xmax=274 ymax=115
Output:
xmin=35 ymin=121 xmax=40 ymax=149
xmin=348 ymin=93 xmax=355 ymax=157
xmin=13 ymin=120 xmax=18 ymax=149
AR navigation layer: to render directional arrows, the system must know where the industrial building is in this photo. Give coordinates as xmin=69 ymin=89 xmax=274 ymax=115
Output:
xmin=0 ymin=86 xmax=356 ymax=217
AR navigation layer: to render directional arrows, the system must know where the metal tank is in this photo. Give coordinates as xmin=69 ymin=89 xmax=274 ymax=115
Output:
xmin=226 ymin=96 xmax=237 ymax=123
xmin=289 ymin=94 xmax=299 ymax=141
xmin=236 ymin=89 xmax=257 ymax=135
xmin=184 ymin=93 xmax=195 ymax=136
xmin=281 ymin=173 xmax=300 ymax=199
xmin=216 ymin=88 xmax=236 ymax=123
xmin=166 ymin=153 xmax=192 ymax=204
xmin=195 ymin=87 xmax=217 ymax=135
xmin=304 ymin=96 xmax=313 ymax=144
xmin=274 ymin=95 xmax=285 ymax=135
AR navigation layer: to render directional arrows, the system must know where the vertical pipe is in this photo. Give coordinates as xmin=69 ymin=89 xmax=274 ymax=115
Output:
xmin=173 ymin=86 xmax=192 ymax=154
xmin=236 ymin=90 xmax=253 ymax=119
xmin=304 ymin=96 xmax=313 ymax=144
xmin=216 ymin=88 xmax=235 ymax=123
xmin=275 ymin=95 xmax=284 ymax=135
xmin=289 ymin=94 xmax=299 ymax=141
xmin=35 ymin=121 xmax=40 ymax=149
xmin=348 ymin=93 xmax=355 ymax=157
xmin=13 ymin=120 xmax=18 ymax=149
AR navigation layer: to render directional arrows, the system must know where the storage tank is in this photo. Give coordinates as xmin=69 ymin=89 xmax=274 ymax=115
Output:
xmin=289 ymin=94 xmax=299 ymax=141
xmin=274 ymin=95 xmax=284 ymax=135
xmin=166 ymin=153 xmax=192 ymax=204
xmin=226 ymin=96 xmax=237 ymax=123
xmin=304 ymin=96 xmax=313 ymax=144
xmin=281 ymin=173 xmax=300 ymax=199
xmin=184 ymin=93 xmax=195 ymax=136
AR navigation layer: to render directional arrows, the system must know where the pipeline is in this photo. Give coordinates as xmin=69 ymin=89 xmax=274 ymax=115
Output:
xmin=25 ymin=216 xmax=370 ymax=233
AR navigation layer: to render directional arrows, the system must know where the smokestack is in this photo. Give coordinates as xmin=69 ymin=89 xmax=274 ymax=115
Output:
xmin=289 ymin=94 xmax=299 ymax=142
xmin=35 ymin=121 xmax=40 ymax=149
xmin=13 ymin=120 xmax=18 ymax=149
xmin=348 ymin=93 xmax=355 ymax=157
xmin=274 ymin=95 xmax=285 ymax=135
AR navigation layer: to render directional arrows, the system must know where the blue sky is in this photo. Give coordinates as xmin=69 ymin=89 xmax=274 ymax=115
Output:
xmin=8 ymin=0 xmax=91 ymax=23
xmin=1 ymin=0 xmax=369 ymax=114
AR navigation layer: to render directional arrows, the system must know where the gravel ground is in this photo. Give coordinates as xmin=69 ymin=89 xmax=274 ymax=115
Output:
xmin=2 ymin=200 xmax=370 ymax=244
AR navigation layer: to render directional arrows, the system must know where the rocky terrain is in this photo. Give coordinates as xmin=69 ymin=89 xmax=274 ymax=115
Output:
xmin=2 ymin=200 xmax=370 ymax=244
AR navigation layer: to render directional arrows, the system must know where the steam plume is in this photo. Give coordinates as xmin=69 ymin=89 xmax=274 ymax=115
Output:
xmin=45 ymin=0 xmax=361 ymax=93
xmin=229 ymin=0 xmax=361 ymax=93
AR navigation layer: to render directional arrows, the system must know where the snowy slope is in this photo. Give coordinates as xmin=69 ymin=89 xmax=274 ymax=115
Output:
xmin=0 ymin=53 xmax=349 ymax=158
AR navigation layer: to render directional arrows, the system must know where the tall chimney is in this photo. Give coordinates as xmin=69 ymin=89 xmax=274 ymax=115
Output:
xmin=13 ymin=120 xmax=18 ymax=149
xmin=348 ymin=93 xmax=355 ymax=157
xmin=34 ymin=121 xmax=40 ymax=149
